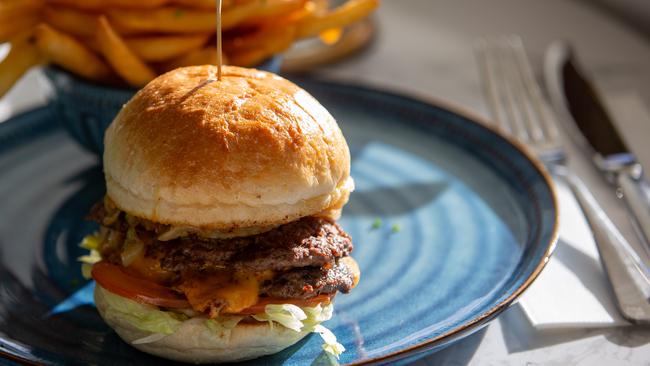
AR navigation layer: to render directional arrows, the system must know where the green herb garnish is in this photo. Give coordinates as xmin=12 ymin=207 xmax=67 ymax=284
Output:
xmin=371 ymin=218 xmax=382 ymax=229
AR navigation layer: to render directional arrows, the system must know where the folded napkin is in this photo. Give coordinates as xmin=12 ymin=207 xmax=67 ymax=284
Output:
xmin=518 ymin=178 xmax=629 ymax=328
xmin=518 ymin=90 xmax=650 ymax=329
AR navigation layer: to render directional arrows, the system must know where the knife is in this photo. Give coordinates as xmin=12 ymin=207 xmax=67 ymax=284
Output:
xmin=544 ymin=41 xmax=650 ymax=254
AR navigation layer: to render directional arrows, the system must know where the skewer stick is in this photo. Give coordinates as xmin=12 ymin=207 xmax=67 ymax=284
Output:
xmin=216 ymin=0 xmax=222 ymax=81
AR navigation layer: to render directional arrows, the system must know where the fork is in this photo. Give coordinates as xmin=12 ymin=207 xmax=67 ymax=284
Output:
xmin=475 ymin=35 xmax=650 ymax=324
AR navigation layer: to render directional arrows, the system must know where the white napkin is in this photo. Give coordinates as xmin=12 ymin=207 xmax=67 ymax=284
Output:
xmin=517 ymin=91 xmax=650 ymax=329
xmin=518 ymin=179 xmax=629 ymax=328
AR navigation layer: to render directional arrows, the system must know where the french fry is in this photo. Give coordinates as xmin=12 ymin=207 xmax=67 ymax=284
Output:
xmin=223 ymin=0 xmax=314 ymax=58
xmin=49 ymin=0 xmax=169 ymax=10
xmin=296 ymin=0 xmax=378 ymax=39
xmin=170 ymin=0 xmax=236 ymax=9
xmin=33 ymin=23 xmax=112 ymax=81
xmin=9 ymin=0 xmax=376 ymax=84
xmin=239 ymin=0 xmax=306 ymax=25
xmin=96 ymin=16 xmax=156 ymax=87
xmin=5 ymin=27 xmax=36 ymax=45
xmin=42 ymin=6 xmax=96 ymax=38
xmin=0 ymin=0 xmax=43 ymax=21
xmin=312 ymin=0 xmax=329 ymax=15
xmin=229 ymin=26 xmax=295 ymax=66
xmin=125 ymin=34 xmax=211 ymax=62
xmin=0 ymin=41 xmax=43 ymax=98
xmin=224 ymin=26 xmax=295 ymax=54
xmin=107 ymin=7 xmax=217 ymax=34
xmin=161 ymin=46 xmax=229 ymax=72
xmin=44 ymin=6 xmax=141 ymax=38
xmin=253 ymin=0 xmax=317 ymax=27
xmin=0 ymin=15 xmax=39 ymax=43
xmin=108 ymin=0 xmax=304 ymax=34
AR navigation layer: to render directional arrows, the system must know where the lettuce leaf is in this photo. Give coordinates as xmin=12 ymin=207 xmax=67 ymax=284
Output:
xmin=314 ymin=324 xmax=346 ymax=358
xmin=252 ymin=304 xmax=307 ymax=331
xmin=80 ymin=234 xmax=100 ymax=250
xmin=100 ymin=286 xmax=346 ymax=357
xmin=253 ymin=303 xmax=345 ymax=358
xmin=98 ymin=286 xmax=186 ymax=335
xmin=303 ymin=303 xmax=334 ymax=329
xmin=79 ymin=234 xmax=102 ymax=279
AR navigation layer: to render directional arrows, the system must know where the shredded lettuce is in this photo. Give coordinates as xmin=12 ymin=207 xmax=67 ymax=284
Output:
xmin=303 ymin=303 xmax=334 ymax=329
xmin=100 ymin=287 xmax=246 ymax=344
xmin=98 ymin=286 xmax=187 ymax=335
xmin=78 ymin=250 xmax=101 ymax=264
xmin=253 ymin=303 xmax=345 ymax=358
xmin=79 ymin=234 xmax=102 ymax=279
xmin=80 ymin=234 xmax=100 ymax=250
xmin=252 ymin=304 xmax=307 ymax=331
xmin=100 ymin=286 xmax=345 ymax=357
xmin=314 ymin=324 xmax=346 ymax=357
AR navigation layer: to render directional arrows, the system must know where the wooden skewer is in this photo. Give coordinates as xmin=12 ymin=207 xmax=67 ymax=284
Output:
xmin=216 ymin=0 xmax=222 ymax=81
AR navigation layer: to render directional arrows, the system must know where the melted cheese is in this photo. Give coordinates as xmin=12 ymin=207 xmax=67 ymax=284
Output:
xmin=214 ymin=275 xmax=260 ymax=313
xmin=179 ymin=271 xmax=274 ymax=316
xmin=128 ymin=255 xmax=174 ymax=284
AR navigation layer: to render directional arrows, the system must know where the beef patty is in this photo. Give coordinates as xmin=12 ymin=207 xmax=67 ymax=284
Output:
xmin=149 ymin=216 xmax=353 ymax=273
xmin=260 ymin=260 xmax=355 ymax=299
xmin=89 ymin=199 xmax=355 ymax=300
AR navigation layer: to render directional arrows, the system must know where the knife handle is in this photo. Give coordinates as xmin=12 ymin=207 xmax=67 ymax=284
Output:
xmin=559 ymin=170 xmax=650 ymax=324
xmin=617 ymin=163 xmax=650 ymax=255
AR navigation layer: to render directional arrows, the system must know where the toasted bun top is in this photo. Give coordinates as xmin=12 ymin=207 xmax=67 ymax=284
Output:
xmin=104 ymin=65 xmax=353 ymax=231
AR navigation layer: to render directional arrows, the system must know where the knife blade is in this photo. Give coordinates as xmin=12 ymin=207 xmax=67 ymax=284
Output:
xmin=544 ymin=41 xmax=650 ymax=254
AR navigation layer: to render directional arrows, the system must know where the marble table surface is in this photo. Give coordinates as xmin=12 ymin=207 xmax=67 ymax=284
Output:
xmin=2 ymin=0 xmax=650 ymax=365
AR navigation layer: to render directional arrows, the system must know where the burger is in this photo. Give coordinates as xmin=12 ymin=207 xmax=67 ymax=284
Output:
xmin=80 ymin=65 xmax=359 ymax=363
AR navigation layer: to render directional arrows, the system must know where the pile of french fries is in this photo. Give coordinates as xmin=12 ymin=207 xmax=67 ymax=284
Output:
xmin=0 ymin=0 xmax=379 ymax=96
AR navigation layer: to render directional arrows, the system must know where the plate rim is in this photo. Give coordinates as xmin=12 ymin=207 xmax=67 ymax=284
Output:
xmin=0 ymin=79 xmax=559 ymax=366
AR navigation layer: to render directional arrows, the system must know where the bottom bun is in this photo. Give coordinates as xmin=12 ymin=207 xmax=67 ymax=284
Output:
xmin=94 ymin=286 xmax=310 ymax=363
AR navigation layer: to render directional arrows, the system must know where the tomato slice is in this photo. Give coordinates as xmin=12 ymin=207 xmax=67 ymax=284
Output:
xmin=92 ymin=261 xmax=334 ymax=314
xmin=233 ymin=294 xmax=333 ymax=315
xmin=92 ymin=261 xmax=190 ymax=309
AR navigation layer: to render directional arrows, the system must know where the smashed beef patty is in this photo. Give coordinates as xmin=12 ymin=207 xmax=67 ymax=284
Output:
xmin=260 ymin=261 xmax=355 ymax=299
xmin=90 ymin=200 xmax=353 ymax=273
xmin=152 ymin=216 xmax=353 ymax=272
xmin=89 ymin=200 xmax=355 ymax=300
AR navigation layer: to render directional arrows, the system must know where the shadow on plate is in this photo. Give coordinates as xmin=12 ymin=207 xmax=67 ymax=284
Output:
xmin=347 ymin=182 xmax=449 ymax=217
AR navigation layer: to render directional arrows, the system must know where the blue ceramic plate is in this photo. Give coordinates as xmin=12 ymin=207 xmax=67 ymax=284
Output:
xmin=0 ymin=80 xmax=557 ymax=366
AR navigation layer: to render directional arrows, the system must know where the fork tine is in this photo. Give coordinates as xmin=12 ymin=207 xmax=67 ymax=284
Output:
xmin=475 ymin=39 xmax=513 ymax=135
xmin=476 ymin=38 xmax=529 ymax=141
xmin=476 ymin=35 xmax=566 ymax=164
xmin=507 ymin=36 xmax=561 ymax=144
xmin=500 ymin=36 xmax=544 ymax=143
